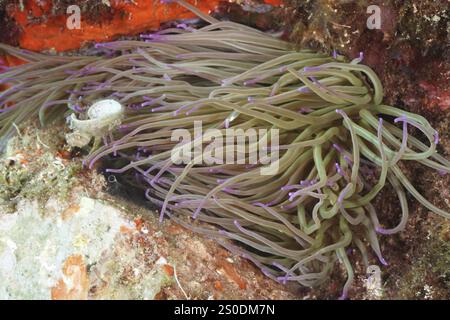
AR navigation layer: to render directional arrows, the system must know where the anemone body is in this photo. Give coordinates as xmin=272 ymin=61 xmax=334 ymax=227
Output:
xmin=0 ymin=0 xmax=449 ymax=298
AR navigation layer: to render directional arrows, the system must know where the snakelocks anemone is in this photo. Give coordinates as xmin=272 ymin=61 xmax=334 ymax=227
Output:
xmin=0 ymin=0 xmax=449 ymax=299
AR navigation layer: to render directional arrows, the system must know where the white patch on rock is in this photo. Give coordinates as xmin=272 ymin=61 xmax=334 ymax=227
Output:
xmin=0 ymin=197 xmax=132 ymax=299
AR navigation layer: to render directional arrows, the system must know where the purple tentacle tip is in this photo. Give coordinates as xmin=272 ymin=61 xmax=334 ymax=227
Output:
xmin=343 ymin=155 xmax=352 ymax=165
xmin=333 ymin=143 xmax=344 ymax=154
xmin=298 ymin=107 xmax=313 ymax=114
xmin=375 ymin=227 xmax=391 ymax=236
xmin=298 ymin=87 xmax=310 ymax=93
xmin=158 ymin=210 xmax=165 ymax=223
xmin=396 ymin=114 xmax=410 ymax=124
xmin=338 ymin=293 xmax=348 ymax=300
xmin=434 ymin=131 xmax=439 ymax=145
xmin=334 ymin=162 xmax=344 ymax=176
xmin=332 ymin=50 xmax=338 ymax=59
xmin=379 ymin=257 xmax=388 ymax=266
xmin=303 ymin=66 xmax=321 ymax=72
xmin=300 ymin=180 xmax=308 ymax=186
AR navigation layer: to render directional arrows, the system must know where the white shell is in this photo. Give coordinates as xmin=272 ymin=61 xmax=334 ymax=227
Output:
xmin=66 ymin=99 xmax=125 ymax=147
xmin=87 ymin=99 xmax=123 ymax=120
xmin=69 ymin=99 xmax=124 ymax=134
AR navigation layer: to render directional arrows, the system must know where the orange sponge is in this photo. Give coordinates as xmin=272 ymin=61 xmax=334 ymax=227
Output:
xmin=7 ymin=0 xmax=283 ymax=52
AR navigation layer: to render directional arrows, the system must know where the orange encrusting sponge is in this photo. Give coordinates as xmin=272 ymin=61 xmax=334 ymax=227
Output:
xmin=7 ymin=0 xmax=283 ymax=53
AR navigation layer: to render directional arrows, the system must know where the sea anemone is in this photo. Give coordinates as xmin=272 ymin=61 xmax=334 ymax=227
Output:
xmin=0 ymin=0 xmax=449 ymax=299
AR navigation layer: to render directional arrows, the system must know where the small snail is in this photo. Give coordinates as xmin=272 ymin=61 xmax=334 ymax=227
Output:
xmin=66 ymin=99 xmax=124 ymax=148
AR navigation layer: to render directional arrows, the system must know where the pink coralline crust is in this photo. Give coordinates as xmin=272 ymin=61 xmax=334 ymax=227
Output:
xmin=419 ymin=81 xmax=450 ymax=111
